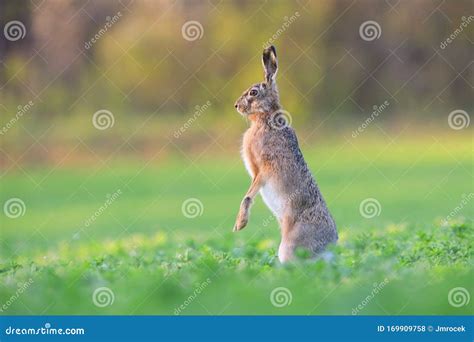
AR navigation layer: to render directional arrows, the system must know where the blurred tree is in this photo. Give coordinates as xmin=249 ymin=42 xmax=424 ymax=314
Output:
xmin=0 ymin=0 xmax=472 ymax=120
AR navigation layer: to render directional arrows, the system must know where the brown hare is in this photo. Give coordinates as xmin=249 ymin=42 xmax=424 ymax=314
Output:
xmin=233 ymin=45 xmax=338 ymax=263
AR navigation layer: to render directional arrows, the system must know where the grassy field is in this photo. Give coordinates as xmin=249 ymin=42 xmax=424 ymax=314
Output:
xmin=0 ymin=132 xmax=472 ymax=315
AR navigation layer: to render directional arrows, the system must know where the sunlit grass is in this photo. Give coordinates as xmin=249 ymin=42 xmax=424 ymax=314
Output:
xmin=0 ymin=133 xmax=472 ymax=315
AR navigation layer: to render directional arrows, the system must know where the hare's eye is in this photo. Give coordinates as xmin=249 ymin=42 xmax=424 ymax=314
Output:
xmin=249 ymin=89 xmax=258 ymax=96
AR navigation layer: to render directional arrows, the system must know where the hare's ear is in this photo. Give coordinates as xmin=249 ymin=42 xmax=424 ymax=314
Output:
xmin=262 ymin=45 xmax=278 ymax=85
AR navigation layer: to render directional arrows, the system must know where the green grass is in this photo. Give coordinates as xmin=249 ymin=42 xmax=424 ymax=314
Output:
xmin=0 ymin=134 xmax=472 ymax=315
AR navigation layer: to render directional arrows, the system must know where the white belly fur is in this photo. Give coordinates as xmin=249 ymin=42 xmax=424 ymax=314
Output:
xmin=260 ymin=181 xmax=285 ymax=220
xmin=242 ymin=153 xmax=254 ymax=178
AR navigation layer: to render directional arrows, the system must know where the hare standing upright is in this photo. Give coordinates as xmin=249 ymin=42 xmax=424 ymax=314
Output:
xmin=233 ymin=45 xmax=338 ymax=263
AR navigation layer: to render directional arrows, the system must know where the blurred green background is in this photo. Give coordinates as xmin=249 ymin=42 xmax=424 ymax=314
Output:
xmin=0 ymin=0 xmax=472 ymax=315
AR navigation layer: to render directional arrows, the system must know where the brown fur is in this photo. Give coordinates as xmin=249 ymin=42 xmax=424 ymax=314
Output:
xmin=233 ymin=46 xmax=338 ymax=263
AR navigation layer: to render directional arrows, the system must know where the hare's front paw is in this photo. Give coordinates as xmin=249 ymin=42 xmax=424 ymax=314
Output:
xmin=233 ymin=197 xmax=252 ymax=232
xmin=233 ymin=214 xmax=248 ymax=232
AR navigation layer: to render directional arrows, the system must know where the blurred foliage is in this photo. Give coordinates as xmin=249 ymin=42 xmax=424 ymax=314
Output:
xmin=0 ymin=0 xmax=472 ymax=125
xmin=0 ymin=219 xmax=471 ymax=314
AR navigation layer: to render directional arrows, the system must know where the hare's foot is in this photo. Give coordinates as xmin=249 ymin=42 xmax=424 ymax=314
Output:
xmin=233 ymin=213 xmax=249 ymax=231
xmin=233 ymin=217 xmax=248 ymax=232
xmin=278 ymin=240 xmax=296 ymax=263
xmin=233 ymin=197 xmax=252 ymax=232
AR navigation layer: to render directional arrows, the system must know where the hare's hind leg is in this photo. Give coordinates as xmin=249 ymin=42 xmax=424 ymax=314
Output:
xmin=278 ymin=215 xmax=296 ymax=263
xmin=278 ymin=219 xmax=325 ymax=262
xmin=278 ymin=240 xmax=295 ymax=263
